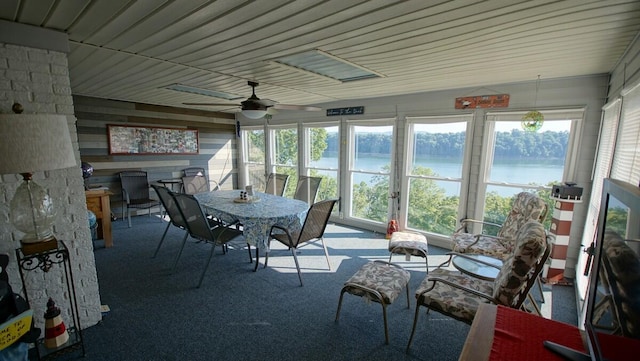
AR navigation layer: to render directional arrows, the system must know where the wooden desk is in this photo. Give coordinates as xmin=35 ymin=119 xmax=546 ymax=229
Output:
xmin=85 ymin=189 xmax=113 ymax=247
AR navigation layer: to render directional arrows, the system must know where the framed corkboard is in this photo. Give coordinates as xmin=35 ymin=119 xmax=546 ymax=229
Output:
xmin=107 ymin=124 xmax=199 ymax=155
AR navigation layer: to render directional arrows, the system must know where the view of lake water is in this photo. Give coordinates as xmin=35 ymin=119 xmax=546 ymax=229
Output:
xmin=312 ymin=155 xmax=564 ymax=196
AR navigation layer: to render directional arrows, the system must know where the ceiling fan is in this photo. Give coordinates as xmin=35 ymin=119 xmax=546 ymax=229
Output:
xmin=183 ymin=81 xmax=322 ymax=119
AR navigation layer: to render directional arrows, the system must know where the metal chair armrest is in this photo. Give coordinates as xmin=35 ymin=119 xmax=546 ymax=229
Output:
xmin=422 ymin=275 xmax=496 ymax=303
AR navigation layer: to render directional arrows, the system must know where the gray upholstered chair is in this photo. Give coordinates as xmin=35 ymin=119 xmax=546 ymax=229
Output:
xmin=406 ymin=220 xmax=552 ymax=352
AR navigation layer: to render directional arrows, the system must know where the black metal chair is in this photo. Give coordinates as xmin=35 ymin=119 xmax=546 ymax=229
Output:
xmin=150 ymin=184 xmax=189 ymax=260
xmin=172 ymin=193 xmax=243 ymax=288
xmin=264 ymin=173 xmax=290 ymax=196
xmin=293 ymin=175 xmax=322 ymax=205
xmin=264 ymin=199 xmax=338 ymax=286
xmin=119 ymin=171 xmax=160 ymax=227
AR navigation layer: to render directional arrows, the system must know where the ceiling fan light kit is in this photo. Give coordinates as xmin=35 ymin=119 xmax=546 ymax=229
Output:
xmin=242 ymin=109 xmax=268 ymax=119
xmin=182 ymin=81 xmax=321 ymax=118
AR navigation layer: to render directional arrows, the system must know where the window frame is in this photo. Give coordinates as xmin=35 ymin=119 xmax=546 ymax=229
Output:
xmin=401 ymin=114 xmax=474 ymax=237
xmin=342 ymin=118 xmax=397 ymax=229
xmin=475 ymin=109 xmax=585 ymax=228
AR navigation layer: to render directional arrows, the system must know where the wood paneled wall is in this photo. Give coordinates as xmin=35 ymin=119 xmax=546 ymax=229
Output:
xmin=74 ymin=96 xmax=238 ymax=217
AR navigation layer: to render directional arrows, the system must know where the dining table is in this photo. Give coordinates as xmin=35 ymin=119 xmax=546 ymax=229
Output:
xmin=193 ymin=190 xmax=309 ymax=252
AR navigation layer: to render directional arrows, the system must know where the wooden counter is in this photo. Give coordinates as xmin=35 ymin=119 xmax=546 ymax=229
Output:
xmin=85 ymin=189 xmax=113 ymax=247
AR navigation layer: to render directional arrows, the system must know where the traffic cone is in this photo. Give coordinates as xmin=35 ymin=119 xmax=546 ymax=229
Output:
xmin=44 ymin=298 xmax=69 ymax=349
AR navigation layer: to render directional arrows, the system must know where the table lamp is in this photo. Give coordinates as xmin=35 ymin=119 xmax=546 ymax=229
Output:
xmin=0 ymin=104 xmax=77 ymax=252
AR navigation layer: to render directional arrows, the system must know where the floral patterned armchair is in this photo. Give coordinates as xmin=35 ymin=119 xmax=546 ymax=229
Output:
xmin=406 ymin=220 xmax=552 ymax=352
xmin=451 ymin=192 xmax=548 ymax=260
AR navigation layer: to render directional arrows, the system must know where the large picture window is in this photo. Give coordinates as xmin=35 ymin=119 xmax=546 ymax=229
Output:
xmin=479 ymin=110 xmax=583 ymax=232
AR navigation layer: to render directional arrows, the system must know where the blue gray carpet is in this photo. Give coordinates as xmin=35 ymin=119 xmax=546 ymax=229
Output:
xmin=52 ymin=215 xmax=577 ymax=361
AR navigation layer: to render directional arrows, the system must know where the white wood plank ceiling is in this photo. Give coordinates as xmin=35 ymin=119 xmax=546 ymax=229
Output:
xmin=2 ymin=0 xmax=640 ymax=114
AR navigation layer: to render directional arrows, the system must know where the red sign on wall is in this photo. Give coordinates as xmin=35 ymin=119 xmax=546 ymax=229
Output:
xmin=455 ymin=94 xmax=510 ymax=109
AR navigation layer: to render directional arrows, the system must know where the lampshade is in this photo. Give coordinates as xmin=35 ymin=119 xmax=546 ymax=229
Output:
xmin=0 ymin=113 xmax=77 ymax=246
xmin=0 ymin=114 xmax=76 ymax=174
xmin=242 ymin=109 xmax=268 ymax=119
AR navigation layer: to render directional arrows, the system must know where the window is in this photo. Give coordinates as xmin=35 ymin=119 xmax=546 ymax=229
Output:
xmin=479 ymin=110 xmax=583 ymax=231
xmin=241 ymin=126 xmax=266 ymax=190
xmin=345 ymin=121 xmax=395 ymax=225
xmin=404 ymin=116 xmax=471 ymax=235
xmin=270 ymin=125 xmax=298 ymax=197
xmin=304 ymin=123 xmax=339 ymax=201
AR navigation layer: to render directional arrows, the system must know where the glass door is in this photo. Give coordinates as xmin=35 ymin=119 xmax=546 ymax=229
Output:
xmin=344 ymin=120 xmax=395 ymax=227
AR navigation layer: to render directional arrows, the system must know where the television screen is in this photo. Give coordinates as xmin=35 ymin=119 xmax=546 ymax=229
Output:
xmin=585 ymin=178 xmax=640 ymax=360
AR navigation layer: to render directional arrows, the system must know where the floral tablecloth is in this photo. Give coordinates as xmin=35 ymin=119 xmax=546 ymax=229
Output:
xmin=194 ymin=190 xmax=309 ymax=250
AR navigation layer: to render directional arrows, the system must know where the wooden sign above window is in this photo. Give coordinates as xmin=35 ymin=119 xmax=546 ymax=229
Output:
xmin=108 ymin=124 xmax=199 ymax=155
xmin=455 ymin=94 xmax=510 ymax=109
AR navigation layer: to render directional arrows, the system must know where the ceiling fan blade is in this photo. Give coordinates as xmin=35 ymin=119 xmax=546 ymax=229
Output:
xmin=183 ymin=102 xmax=241 ymax=106
xmin=273 ymin=104 xmax=322 ymax=111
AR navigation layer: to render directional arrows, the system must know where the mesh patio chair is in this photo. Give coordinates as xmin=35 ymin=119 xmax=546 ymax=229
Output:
xmin=264 ymin=173 xmax=290 ymax=196
xmin=406 ymin=220 xmax=552 ymax=352
xmin=150 ymin=185 xmax=189 ymax=259
xmin=182 ymin=167 xmax=219 ymax=192
xmin=182 ymin=175 xmax=211 ymax=194
xmin=182 ymin=167 xmax=205 ymax=177
xmin=172 ymin=193 xmax=243 ymax=288
xmin=119 ymin=171 xmax=161 ymax=227
xmin=264 ymin=199 xmax=338 ymax=286
xmin=293 ymin=175 xmax=322 ymax=205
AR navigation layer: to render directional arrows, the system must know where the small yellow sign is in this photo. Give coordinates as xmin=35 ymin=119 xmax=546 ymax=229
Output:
xmin=0 ymin=310 xmax=33 ymax=350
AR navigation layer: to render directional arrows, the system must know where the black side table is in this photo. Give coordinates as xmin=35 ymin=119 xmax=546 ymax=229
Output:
xmin=15 ymin=240 xmax=85 ymax=360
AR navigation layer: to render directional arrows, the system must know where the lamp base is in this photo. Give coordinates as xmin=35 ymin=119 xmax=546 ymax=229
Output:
xmin=21 ymin=237 xmax=58 ymax=255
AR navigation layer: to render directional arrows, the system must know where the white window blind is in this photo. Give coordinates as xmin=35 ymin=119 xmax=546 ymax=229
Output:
xmin=578 ymin=99 xmax=620 ymax=285
xmin=610 ymin=81 xmax=640 ymax=185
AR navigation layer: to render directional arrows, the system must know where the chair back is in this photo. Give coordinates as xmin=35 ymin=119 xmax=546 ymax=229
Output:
xmin=492 ymin=220 xmax=551 ymax=309
xmin=293 ymin=175 xmax=322 ymax=205
xmin=172 ymin=193 xmax=213 ymax=242
xmin=119 ymin=171 xmax=152 ymax=202
xmin=296 ymin=199 xmax=337 ymax=246
xmin=182 ymin=175 xmax=209 ymax=194
xmin=182 ymin=167 xmax=205 ymax=177
xmin=265 ymin=173 xmax=290 ymax=196
xmin=151 ymin=184 xmax=187 ymax=229
xmin=496 ymin=192 xmax=548 ymax=248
